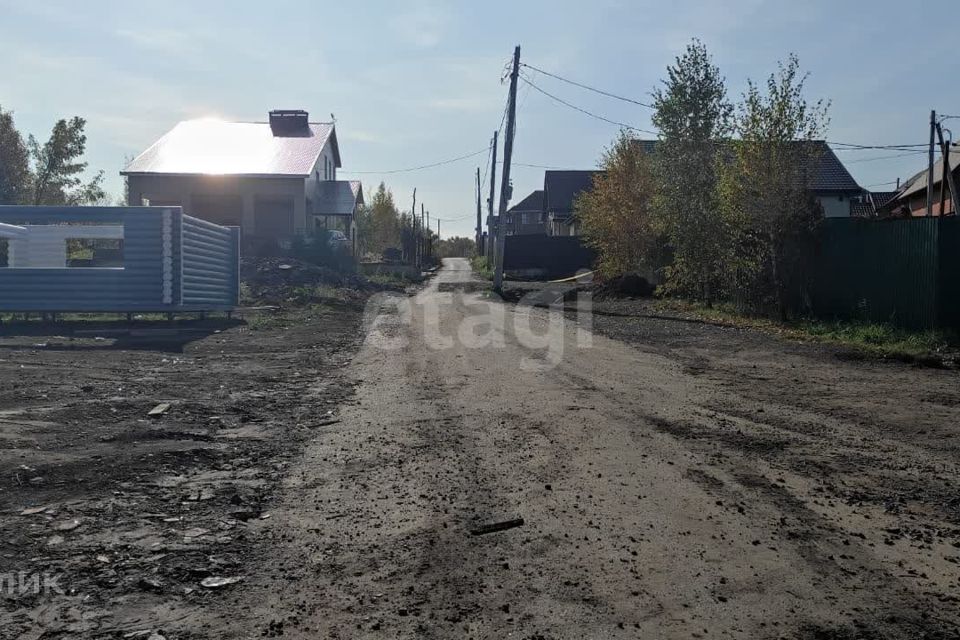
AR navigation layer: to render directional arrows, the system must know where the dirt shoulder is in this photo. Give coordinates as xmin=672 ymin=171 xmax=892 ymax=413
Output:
xmin=0 ymin=293 xmax=370 ymax=638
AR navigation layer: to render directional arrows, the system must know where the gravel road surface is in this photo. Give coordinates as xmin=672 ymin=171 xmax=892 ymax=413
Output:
xmin=210 ymin=258 xmax=960 ymax=639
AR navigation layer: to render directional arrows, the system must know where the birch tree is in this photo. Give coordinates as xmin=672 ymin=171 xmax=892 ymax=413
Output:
xmin=651 ymin=39 xmax=733 ymax=304
xmin=722 ymin=54 xmax=830 ymax=317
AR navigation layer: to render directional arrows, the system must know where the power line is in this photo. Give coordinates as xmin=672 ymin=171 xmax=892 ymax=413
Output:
xmin=501 ymin=160 xmax=580 ymax=170
xmin=482 ymin=94 xmax=511 ymax=192
xmin=864 ymin=180 xmax=900 ymax=188
xmin=342 ymin=147 xmax=490 ymax=175
xmin=520 ymin=74 xmax=659 ymax=136
xmin=521 ymin=62 xmax=654 ymax=108
xmin=829 ymin=142 xmax=929 ymax=151
xmin=845 ymin=150 xmax=928 ymax=164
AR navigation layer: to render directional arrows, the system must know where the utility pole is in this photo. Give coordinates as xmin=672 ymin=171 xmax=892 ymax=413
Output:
xmin=426 ymin=208 xmax=431 ymax=261
xmin=411 ymin=188 xmax=417 ymax=264
xmin=936 ymin=123 xmax=960 ymax=217
xmin=488 ymin=130 xmax=498 ymax=264
xmin=437 ymin=219 xmax=440 ymax=240
xmin=927 ymin=110 xmax=936 ymax=217
xmin=493 ymin=46 xmax=520 ymax=292
xmin=421 ymin=203 xmax=426 ymax=262
xmin=475 ymin=168 xmax=482 ymax=255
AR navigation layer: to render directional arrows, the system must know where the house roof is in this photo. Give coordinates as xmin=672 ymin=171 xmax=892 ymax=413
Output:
xmin=870 ymin=191 xmax=899 ymax=210
xmin=633 ymin=139 xmax=862 ymax=193
xmin=544 ymin=171 xmax=603 ymax=213
xmin=314 ymin=181 xmax=363 ymax=216
xmin=122 ymin=119 xmax=340 ymax=177
xmin=507 ymin=190 xmax=544 ymax=213
xmin=804 ymin=142 xmax=861 ymax=192
xmin=850 ymin=201 xmax=874 ymax=217
xmin=893 ymin=147 xmax=960 ymax=202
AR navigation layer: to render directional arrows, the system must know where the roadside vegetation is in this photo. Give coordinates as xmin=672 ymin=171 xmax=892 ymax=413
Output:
xmin=436 ymin=235 xmax=475 ymax=258
xmin=577 ymin=41 xmax=830 ymax=321
xmin=471 ymin=255 xmax=493 ymax=280
xmin=568 ymin=42 xmax=953 ymax=362
xmin=657 ymin=298 xmax=956 ymax=364
xmin=354 ymin=182 xmax=439 ymax=267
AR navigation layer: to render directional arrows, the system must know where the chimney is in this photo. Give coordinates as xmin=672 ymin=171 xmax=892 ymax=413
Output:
xmin=269 ymin=110 xmax=309 ymax=136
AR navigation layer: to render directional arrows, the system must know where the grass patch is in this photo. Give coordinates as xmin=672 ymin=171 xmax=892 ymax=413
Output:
xmin=656 ymin=299 xmax=956 ymax=364
xmin=366 ymin=272 xmax=422 ymax=288
xmin=471 ymin=255 xmax=493 ymax=281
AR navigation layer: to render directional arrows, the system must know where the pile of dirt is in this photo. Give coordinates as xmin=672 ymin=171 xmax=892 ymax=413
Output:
xmin=241 ymin=257 xmax=403 ymax=306
xmin=592 ymin=273 xmax=656 ymax=299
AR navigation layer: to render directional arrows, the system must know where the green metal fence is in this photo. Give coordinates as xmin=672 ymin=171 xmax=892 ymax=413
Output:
xmin=811 ymin=217 xmax=959 ymax=330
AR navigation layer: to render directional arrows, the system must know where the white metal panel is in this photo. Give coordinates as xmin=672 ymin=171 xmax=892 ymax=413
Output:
xmin=0 ymin=222 xmax=27 ymax=238
xmin=9 ymin=225 xmax=124 ymax=268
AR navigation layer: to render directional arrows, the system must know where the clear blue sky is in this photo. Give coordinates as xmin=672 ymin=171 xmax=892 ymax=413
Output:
xmin=1 ymin=0 xmax=957 ymax=238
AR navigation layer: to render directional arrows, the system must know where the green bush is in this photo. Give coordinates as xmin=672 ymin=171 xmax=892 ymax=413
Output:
xmin=291 ymin=233 xmax=354 ymax=271
xmin=470 ymin=255 xmax=493 ymax=280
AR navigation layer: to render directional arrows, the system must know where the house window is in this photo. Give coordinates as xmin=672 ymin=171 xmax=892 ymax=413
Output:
xmin=66 ymin=237 xmax=124 ymax=267
xmin=0 ymin=225 xmax=125 ymax=269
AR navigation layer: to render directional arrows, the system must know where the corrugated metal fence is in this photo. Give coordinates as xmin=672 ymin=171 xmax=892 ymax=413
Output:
xmin=0 ymin=206 xmax=239 ymax=313
xmin=811 ymin=217 xmax=960 ymax=330
xmin=503 ymin=235 xmax=597 ymax=279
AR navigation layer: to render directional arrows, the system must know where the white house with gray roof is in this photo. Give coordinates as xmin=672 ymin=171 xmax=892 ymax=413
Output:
xmin=122 ymin=110 xmax=363 ymax=252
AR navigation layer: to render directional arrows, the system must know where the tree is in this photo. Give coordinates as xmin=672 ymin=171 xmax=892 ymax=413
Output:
xmin=356 ymin=182 xmax=403 ymax=258
xmin=28 ymin=116 xmax=105 ymax=206
xmin=721 ymin=54 xmax=830 ymax=318
xmin=437 ymin=236 xmax=476 ymax=258
xmin=651 ymin=39 xmax=733 ymax=303
xmin=0 ymin=106 xmax=31 ymax=205
xmin=576 ymin=130 xmax=658 ymax=278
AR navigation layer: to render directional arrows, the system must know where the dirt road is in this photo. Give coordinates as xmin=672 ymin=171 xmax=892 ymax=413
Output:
xmin=210 ymin=258 xmax=960 ymax=639
xmin=5 ymin=258 xmax=960 ymax=639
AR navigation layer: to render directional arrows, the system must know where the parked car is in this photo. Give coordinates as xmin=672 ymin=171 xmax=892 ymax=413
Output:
xmin=326 ymin=230 xmax=351 ymax=253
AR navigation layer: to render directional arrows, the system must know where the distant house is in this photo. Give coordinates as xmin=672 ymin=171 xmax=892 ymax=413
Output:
xmin=633 ymin=139 xmax=865 ymax=221
xmin=543 ymin=171 xmax=604 ymax=236
xmin=850 ymin=190 xmax=898 ymax=217
xmin=801 ymin=141 xmax=866 ymax=217
xmin=503 ymin=190 xmax=546 ymax=236
xmin=122 ymin=110 xmax=362 ymax=251
xmin=882 ymin=147 xmax=959 ymax=217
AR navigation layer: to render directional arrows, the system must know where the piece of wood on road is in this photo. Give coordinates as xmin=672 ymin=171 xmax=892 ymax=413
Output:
xmin=148 ymin=403 xmax=172 ymax=417
xmin=469 ymin=517 xmax=525 ymax=536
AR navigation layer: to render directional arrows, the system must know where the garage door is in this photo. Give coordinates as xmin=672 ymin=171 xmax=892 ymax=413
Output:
xmin=254 ymin=196 xmax=295 ymax=240
xmin=190 ymin=194 xmax=243 ymax=226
